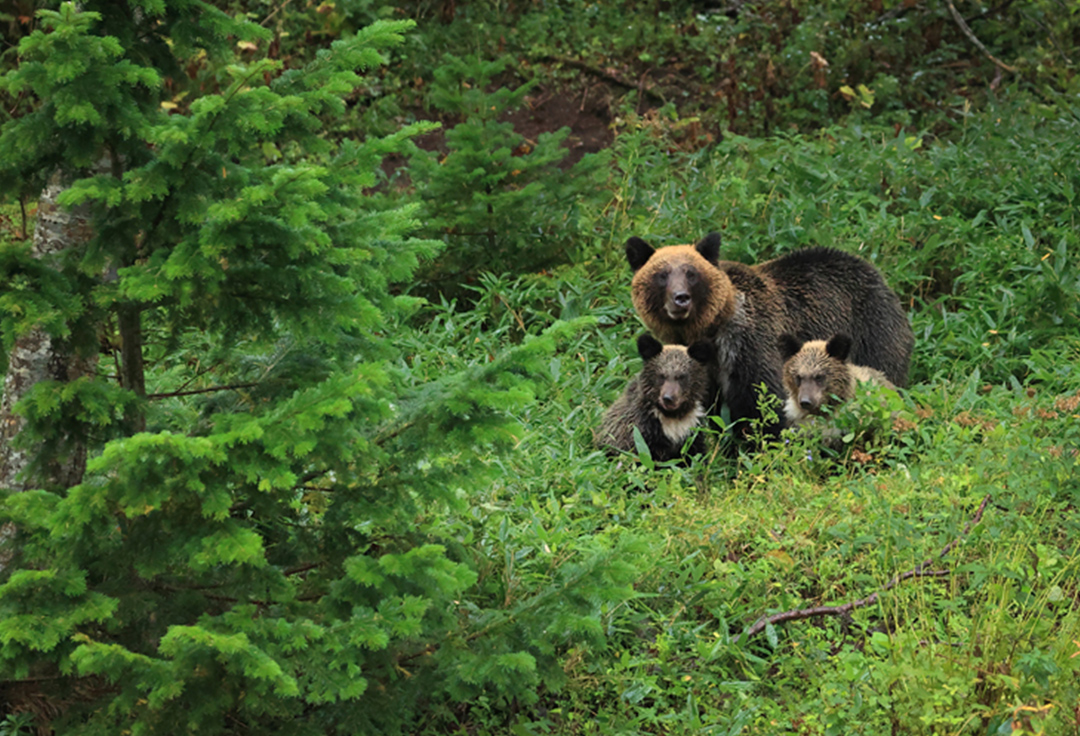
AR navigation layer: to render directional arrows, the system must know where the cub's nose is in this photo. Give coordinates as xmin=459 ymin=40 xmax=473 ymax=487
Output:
xmin=800 ymin=398 xmax=814 ymax=409
xmin=672 ymin=292 xmax=691 ymax=308
xmin=660 ymin=392 xmax=679 ymax=411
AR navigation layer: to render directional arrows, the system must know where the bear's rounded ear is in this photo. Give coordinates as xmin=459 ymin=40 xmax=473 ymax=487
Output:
xmin=778 ymin=333 xmax=803 ymax=361
xmin=825 ymin=334 xmax=852 ymax=362
xmin=687 ymin=341 xmax=715 ymax=365
xmin=625 ymin=237 xmax=655 ymax=272
xmin=637 ymin=334 xmax=663 ymax=361
xmin=695 ymin=232 xmax=721 ymax=265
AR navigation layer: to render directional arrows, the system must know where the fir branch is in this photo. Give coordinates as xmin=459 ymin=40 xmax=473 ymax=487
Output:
xmin=396 ymin=644 xmax=437 ymax=664
xmin=735 ymin=494 xmax=991 ymax=643
xmin=140 ymin=63 xmax=274 ymax=255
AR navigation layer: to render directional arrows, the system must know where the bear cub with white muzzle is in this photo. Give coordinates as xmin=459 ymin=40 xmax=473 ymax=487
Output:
xmin=779 ymin=333 xmax=895 ymax=425
xmin=596 ymin=335 xmax=716 ymax=463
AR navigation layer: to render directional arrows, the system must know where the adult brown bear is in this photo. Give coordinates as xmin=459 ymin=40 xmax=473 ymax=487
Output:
xmin=626 ymin=232 xmax=913 ymax=436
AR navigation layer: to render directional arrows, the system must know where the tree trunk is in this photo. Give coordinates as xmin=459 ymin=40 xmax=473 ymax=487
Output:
xmin=117 ymin=303 xmax=146 ymax=433
xmin=0 ymin=174 xmax=99 ymax=569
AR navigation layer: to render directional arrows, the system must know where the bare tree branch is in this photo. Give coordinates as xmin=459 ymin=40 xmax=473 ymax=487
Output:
xmin=536 ymin=55 xmax=668 ymax=105
xmin=146 ymin=382 xmax=261 ymax=400
xmin=944 ymin=0 xmax=1017 ymax=72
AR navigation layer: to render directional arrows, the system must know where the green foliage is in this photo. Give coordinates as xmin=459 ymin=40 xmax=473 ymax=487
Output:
xmin=0 ymin=713 xmax=34 ymax=736
xmin=408 ymin=53 xmax=611 ymax=292
xmin=342 ymin=92 xmax=1080 ymax=732
xmin=380 ymin=0 xmax=1080 ymax=137
xmin=2 ymin=1 xmax=1080 ymax=734
xmin=505 ymin=344 xmax=1080 ymax=734
xmin=0 ymin=5 xmax=640 ymax=734
xmin=0 ymin=237 xmax=83 ymax=362
xmin=0 ymin=1 xmax=255 ymax=199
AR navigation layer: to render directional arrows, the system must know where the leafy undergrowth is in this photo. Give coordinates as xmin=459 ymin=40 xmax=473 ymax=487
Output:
xmin=409 ymin=300 xmax=1080 ymax=734
xmin=396 ymin=98 xmax=1080 ymax=735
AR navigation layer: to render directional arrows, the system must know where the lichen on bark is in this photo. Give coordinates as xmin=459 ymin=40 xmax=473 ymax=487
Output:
xmin=0 ymin=175 xmax=99 ymax=567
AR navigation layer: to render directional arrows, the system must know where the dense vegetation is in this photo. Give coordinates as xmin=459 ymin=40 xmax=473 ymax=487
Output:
xmin=0 ymin=1 xmax=1078 ymax=734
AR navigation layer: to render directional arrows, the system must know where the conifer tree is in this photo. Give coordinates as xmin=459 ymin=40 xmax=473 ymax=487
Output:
xmin=0 ymin=3 xmax=638 ymax=732
xmin=409 ymin=53 xmax=611 ymax=290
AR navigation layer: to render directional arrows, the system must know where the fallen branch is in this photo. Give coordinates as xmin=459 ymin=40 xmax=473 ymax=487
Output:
xmin=535 ymin=55 xmax=668 ymax=105
xmin=735 ymin=493 xmax=991 ymax=643
xmin=944 ymin=0 xmax=1017 ymax=72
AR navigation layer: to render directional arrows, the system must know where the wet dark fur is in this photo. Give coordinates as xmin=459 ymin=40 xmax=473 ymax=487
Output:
xmin=626 ymin=233 xmax=913 ymax=436
xmin=596 ymin=335 xmax=715 ymax=462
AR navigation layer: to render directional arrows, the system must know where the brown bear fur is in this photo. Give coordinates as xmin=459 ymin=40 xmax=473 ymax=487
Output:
xmin=596 ymin=335 xmax=716 ymax=462
xmin=778 ymin=333 xmax=895 ymax=425
xmin=625 ymin=232 xmax=913 ymax=436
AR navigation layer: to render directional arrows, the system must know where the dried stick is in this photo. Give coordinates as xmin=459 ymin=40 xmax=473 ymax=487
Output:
xmin=536 ymin=55 xmax=668 ymax=105
xmin=735 ymin=493 xmax=991 ymax=643
xmin=146 ymin=382 xmax=261 ymax=399
xmin=944 ymin=0 xmax=1018 ymax=72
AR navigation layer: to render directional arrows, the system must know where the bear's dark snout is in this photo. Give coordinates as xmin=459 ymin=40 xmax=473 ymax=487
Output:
xmin=660 ymin=382 xmax=682 ymax=411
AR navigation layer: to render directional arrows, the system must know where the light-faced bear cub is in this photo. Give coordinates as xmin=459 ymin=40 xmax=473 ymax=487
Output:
xmin=596 ymin=335 xmax=715 ymax=463
xmin=778 ymin=333 xmax=896 ymax=425
xmin=625 ymin=232 xmax=913 ymax=437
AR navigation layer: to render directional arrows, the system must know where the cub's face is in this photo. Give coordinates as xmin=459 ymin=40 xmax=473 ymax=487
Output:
xmin=778 ymin=334 xmax=854 ymax=417
xmin=637 ymin=335 xmax=714 ymax=419
xmin=627 ymin=233 xmax=724 ymax=327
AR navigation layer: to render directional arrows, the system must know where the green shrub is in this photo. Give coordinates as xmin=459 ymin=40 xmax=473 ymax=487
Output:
xmin=408 ymin=53 xmax=611 ymax=293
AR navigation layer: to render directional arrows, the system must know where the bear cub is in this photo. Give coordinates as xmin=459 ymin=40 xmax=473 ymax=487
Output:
xmin=778 ymin=333 xmax=895 ymax=425
xmin=597 ymin=335 xmax=716 ymax=463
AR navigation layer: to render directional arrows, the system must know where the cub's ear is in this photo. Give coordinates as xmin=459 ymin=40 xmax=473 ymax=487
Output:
xmin=825 ymin=334 xmax=852 ymax=362
xmin=695 ymin=232 xmax=721 ymax=266
xmin=625 ymin=237 xmax=655 ymax=272
xmin=778 ymin=333 xmax=803 ymax=361
xmin=687 ymin=341 xmax=715 ymax=365
xmin=637 ymin=334 xmax=664 ymax=361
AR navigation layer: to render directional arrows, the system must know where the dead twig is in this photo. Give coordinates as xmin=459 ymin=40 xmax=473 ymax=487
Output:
xmin=536 ymin=55 xmax=668 ymax=105
xmin=260 ymin=0 xmax=294 ymax=27
xmin=944 ymin=0 xmax=1017 ymax=72
xmin=146 ymin=382 xmax=261 ymax=399
xmin=735 ymin=493 xmax=991 ymax=643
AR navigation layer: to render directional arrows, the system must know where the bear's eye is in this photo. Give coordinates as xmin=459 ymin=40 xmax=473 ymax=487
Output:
xmin=652 ymin=270 xmax=668 ymax=287
xmin=685 ymin=268 xmax=698 ymax=284
xmin=814 ymin=374 xmax=825 ymax=384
